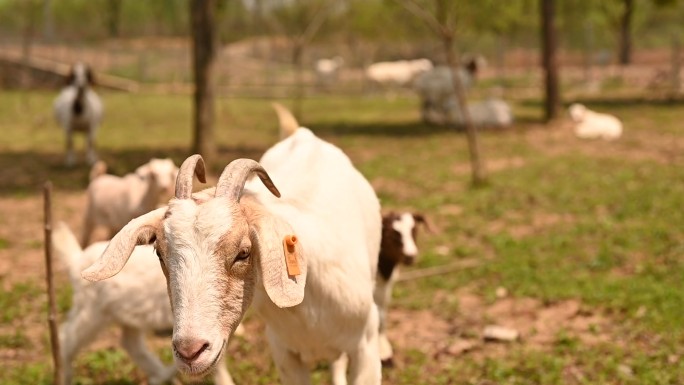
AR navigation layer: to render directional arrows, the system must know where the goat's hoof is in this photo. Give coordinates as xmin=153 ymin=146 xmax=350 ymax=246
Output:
xmin=381 ymin=357 xmax=394 ymax=368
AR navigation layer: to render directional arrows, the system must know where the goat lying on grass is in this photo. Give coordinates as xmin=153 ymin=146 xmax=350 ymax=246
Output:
xmin=569 ymin=103 xmax=623 ymax=140
xmin=53 ymin=62 xmax=103 ymax=166
xmin=53 ymin=221 xmax=234 ymax=385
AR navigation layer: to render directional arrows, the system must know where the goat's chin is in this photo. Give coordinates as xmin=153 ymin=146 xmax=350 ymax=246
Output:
xmin=176 ymin=339 xmax=227 ymax=379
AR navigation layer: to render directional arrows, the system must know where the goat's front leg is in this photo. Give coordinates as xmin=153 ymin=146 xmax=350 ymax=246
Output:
xmin=330 ymin=353 xmax=348 ymax=385
xmin=347 ymin=305 xmax=382 ymax=385
xmin=266 ymin=327 xmax=311 ymax=385
xmin=60 ymin=308 xmax=109 ymax=385
xmin=120 ymin=326 xmax=175 ymax=385
xmin=374 ymin=278 xmax=394 ymax=366
xmin=65 ymin=129 xmax=75 ymax=167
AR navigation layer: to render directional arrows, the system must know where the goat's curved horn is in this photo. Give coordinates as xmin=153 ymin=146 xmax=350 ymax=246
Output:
xmin=175 ymin=154 xmax=207 ymax=199
xmin=215 ymin=159 xmax=281 ymax=202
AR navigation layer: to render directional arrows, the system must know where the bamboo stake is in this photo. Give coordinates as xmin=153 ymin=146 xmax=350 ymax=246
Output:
xmin=43 ymin=181 xmax=63 ymax=385
xmin=396 ymin=259 xmax=480 ymax=282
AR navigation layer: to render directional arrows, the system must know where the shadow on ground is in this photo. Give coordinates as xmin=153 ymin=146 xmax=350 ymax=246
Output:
xmin=0 ymin=145 xmax=265 ymax=196
xmin=313 ymin=120 xmax=521 ymax=137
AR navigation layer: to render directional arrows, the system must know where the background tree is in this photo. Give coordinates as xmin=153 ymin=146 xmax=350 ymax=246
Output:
xmin=106 ymin=0 xmax=123 ymax=38
xmin=394 ymin=0 xmax=487 ymax=186
xmin=267 ymin=0 xmax=337 ymax=120
xmin=541 ymin=0 xmax=560 ymax=121
xmin=189 ymin=0 xmax=220 ymax=162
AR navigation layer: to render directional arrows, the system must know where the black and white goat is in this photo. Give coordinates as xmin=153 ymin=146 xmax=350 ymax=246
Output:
xmin=375 ymin=211 xmax=431 ymax=366
xmin=54 ymin=63 xmax=103 ymax=166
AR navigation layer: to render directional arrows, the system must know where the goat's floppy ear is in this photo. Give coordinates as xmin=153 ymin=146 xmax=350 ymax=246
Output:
xmin=250 ymin=215 xmax=306 ymax=308
xmin=86 ymin=67 xmax=95 ymax=86
xmin=413 ymin=213 xmax=436 ymax=233
xmin=135 ymin=163 xmax=152 ymax=178
xmin=65 ymin=69 xmax=75 ymax=86
xmin=82 ymin=207 xmax=166 ymax=282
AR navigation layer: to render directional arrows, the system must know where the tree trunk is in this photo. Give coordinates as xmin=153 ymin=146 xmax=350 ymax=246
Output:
xmin=540 ymin=0 xmax=560 ymax=122
xmin=671 ymin=35 xmax=681 ymax=98
xmin=619 ymin=0 xmax=634 ymax=66
xmin=107 ymin=0 xmax=123 ymax=38
xmin=443 ymin=34 xmax=487 ymax=187
xmin=22 ymin=0 xmax=38 ymax=62
xmin=42 ymin=0 xmax=54 ymax=42
xmin=190 ymin=0 xmax=218 ymax=162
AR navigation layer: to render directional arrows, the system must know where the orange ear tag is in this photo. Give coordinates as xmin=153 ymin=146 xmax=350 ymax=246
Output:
xmin=283 ymin=235 xmax=301 ymax=276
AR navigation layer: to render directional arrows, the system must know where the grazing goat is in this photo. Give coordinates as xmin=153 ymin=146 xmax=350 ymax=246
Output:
xmin=375 ymin=212 xmax=431 ymax=366
xmin=315 ymin=56 xmax=344 ymax=88
xmin=52 ymin=222 xmax=234 ymax=385
xmin=569 ymin=103 xmax=623 ymax=140
xmin=82 ymin=116 xmax=383 ymax=383
xmin=54 ymin=63 xmax=103 ymax=166
xmin=81 ymin=158 xmax=178 ymax=246
xmin=366 ymin=59 xmax=433 ymax=88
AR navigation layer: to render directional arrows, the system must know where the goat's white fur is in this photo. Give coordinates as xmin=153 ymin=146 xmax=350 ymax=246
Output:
xmin=315 ymin=56 xmax=344 ymax=87
xmin=82 ymin=158 xmax=178 ymax=246
xmin=569 ymin=103 xmax=623 ymax=140
xmin=53 ymin=62 xmax=103 ymax=166
xmin=366 ymin=59 xmax=433 ymax=87
xmin=393 ymin=214 xmax=418 ymax=258
xmin=82 ymin=109 xmax=383 ymax=384
xmin=52 ymin=221 xmax=234 ymax=385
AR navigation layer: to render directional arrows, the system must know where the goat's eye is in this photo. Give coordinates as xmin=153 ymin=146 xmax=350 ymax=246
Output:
xmin=235 ymin=247 xmax=251 ymax=262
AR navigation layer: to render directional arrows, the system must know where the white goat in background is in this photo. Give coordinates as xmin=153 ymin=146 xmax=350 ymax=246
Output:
xmin=366 ymin=58 xmax=433 ymax=88
xmin=52 ymin=222 xmax=234 ymax=385
xmin=81 ymin=158 xmax=178 ymax=246
xmin=569 ymin=103 xmax=623 ymax=140
xmin=82 ymin=109 xmax=383 ymax=383
xmin=315 ymin=56 xmax=345 ymax=88
xmin=54 ymin=62 xmax=103 ymax=166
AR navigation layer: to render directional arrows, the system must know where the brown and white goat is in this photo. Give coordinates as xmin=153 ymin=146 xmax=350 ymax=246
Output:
xmin=375 ymin=211 xmax=431 ymax=366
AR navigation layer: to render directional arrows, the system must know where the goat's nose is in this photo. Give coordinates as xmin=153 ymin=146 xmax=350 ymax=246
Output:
xmin=173 ymin=338 xmax=210 ymax=364
xmin=404 ymin=255 xmax=416 ymax=265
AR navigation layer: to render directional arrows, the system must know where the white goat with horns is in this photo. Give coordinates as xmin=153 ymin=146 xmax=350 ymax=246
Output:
xmin=82 ymin=129 xmax=383 ymax=384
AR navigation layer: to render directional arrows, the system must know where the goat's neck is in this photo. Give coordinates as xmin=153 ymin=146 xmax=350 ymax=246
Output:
xmin=377 ymin=250 xmax=398 ymax=281
xmin=132 ymin=176 xmax=161 ymax=215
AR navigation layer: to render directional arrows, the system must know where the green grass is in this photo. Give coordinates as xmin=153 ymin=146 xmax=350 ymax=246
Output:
xmin=1 ymin=91 xmax=683 ymax=384
xmin=0 ymin=279 xmax=42 ymax=324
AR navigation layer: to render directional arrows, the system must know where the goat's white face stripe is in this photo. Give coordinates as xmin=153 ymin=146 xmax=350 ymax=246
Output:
xmin=163 ymin=199 xmax=234 ymax=346
xmin=73 ymin=63 xmax=88 ymax=87
xmin=392 ymin=213 xmax=418 ymax=257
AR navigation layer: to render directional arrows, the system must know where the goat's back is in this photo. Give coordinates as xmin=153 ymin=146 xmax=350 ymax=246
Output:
xmin=249 ymin=127 xmax=381 ymax=276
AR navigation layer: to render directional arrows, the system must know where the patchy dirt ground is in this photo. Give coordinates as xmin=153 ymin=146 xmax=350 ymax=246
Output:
xmin=385 ymin=290 xmax=611 ymax=368
xmin=1 ymin=100 xmax=683 ymax=383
